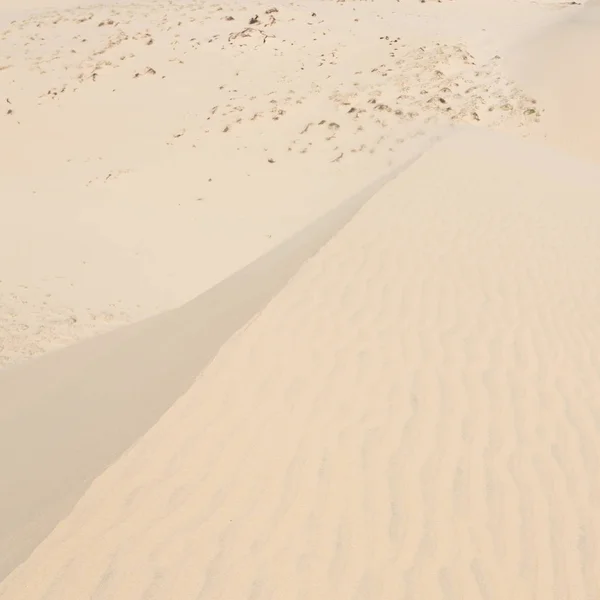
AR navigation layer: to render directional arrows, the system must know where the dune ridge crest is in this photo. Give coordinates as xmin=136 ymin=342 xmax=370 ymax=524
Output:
xmin=3 ymin=128 xmax=600 ymax=598
xmin=0 ymin=136 xmax=434 ymax=584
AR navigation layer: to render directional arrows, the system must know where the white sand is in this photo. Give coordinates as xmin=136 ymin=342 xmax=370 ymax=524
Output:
xmin=1 ymin=0 xmax=545 ymax=366
xmin=2 ymin=0 xmax=600 ymax=597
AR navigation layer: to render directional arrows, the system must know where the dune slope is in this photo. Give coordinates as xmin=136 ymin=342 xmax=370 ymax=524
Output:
xmin=2 ymin=128 xmax=600 ymax=599
xmin=0 ymin=151 xmax=418 ymax=584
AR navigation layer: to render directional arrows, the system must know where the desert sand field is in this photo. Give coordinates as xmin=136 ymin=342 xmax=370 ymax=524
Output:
xmin=0 ymin=0 xmax=551 ymax=366
xmin=2 ymin=0 xmax=600 ymax=598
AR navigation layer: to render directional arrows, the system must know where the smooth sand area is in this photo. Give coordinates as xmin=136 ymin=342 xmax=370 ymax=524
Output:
xmin=2 ymin=0 xmax=600 ymax=598
xmin=0 ymin=145 xmax=426 ymax=582
xmin=506 ymin=0 xmax=600 ymax=163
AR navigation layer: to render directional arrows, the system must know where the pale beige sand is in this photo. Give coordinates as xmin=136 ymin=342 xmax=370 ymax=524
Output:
xmin=3 ymin=127 xmax=600 ymax=599
xmin=3 ymin=0 xmax=600 ymax=597
xmin=0 ymin=140 xmax=427 ymax=582
xmin=506 ymin=0 xmax=600 ymax=163
xmin=0 ymin=0 xmax=548 ymax=366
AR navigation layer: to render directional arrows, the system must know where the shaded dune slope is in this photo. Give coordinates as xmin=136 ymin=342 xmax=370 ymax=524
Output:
xmin=0 ymin=140 xmax=432 ymax=583
xmin=3 ymin=128 xmax=600 ymax=599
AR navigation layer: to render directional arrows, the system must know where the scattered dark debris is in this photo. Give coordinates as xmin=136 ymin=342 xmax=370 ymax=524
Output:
xmin=265 ymin=7 xmax=279 ymax=14
xmin=268 ymin=158 xmax=275 ymax=163
xmin=228 ymin=27 xmax=273 ymax=43
xmin=249 ymin=14 xmax=259 ymax=24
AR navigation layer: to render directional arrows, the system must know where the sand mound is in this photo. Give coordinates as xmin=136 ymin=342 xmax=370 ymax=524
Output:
xmin=0 ymin=143 xmax=426 ymax=584
xmin=506 ymin=1 xmax=600 ymax=163
xmin=1 ymin=0 xmax=547 ymax=368
xmin=2 ymin=128 xmax=600 ymax=598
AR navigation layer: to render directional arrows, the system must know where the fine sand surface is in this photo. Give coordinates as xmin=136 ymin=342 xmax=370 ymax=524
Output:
xmin=0 ymin=0 xmax=549 ymax=366
xmin=0 ymin=138 xmax=429 ymax=581
xmin=3 ymin=127 xmax=600 ymax=599
xmin=3 ymin=0 xmax=600 ymax=597
xmin=505 ymin=0 xmax=600 ymax=163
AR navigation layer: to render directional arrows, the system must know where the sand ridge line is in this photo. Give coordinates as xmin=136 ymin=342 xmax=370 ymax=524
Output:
xmin=3 ymin=129 xmax=600 ymax=598
xmin=0 ymin=133 xmax=436 ymax=583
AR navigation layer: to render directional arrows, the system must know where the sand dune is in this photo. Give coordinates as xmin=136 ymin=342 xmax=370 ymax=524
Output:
xmin=0 ymin=144 xmax=427 ymax=582
xmin=1 ymin=0 xmax=545 ymax=366
xmin=506 ymin=0 xmax=600 ymax=163
xmin=3 ymin=0 xmax=600 ymax=597
xmin=3 ymin=128 xmax=600 ymax=599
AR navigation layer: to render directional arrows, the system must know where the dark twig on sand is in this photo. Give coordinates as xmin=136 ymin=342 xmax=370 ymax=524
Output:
xmin=228 ymin=27 xmax=273 ymax=43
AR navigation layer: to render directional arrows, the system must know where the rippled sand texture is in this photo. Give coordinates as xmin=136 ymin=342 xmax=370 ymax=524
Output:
xmin=3 ymin=129 xmax=600 ymax=600
xmin=3 ymin=0 xmax=600 ymax=597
